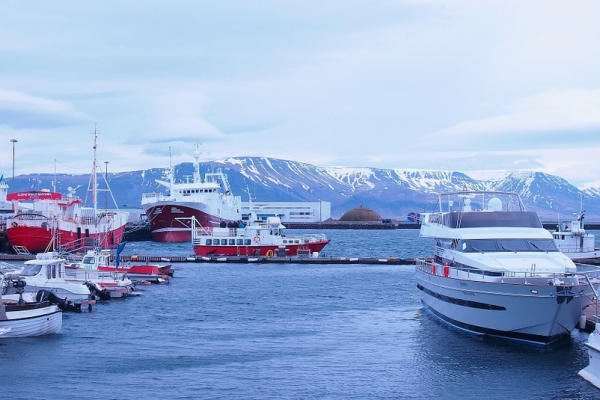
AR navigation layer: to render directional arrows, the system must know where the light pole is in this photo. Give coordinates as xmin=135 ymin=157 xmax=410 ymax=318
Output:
xmin=104 ymin=161 xmax=109 ymax=210
xmin=10 ymin=139 xmax=17 ymax=191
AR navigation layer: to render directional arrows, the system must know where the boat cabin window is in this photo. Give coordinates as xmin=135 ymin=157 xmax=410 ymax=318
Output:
xmin=245 ymin=239 xmax=251 ymax=245
xmin=459 ymin=239 xmax=559 ymax=253
xmin=237 ymin=239 xmax=244 ymax=245
xmin=229 ymin=239 xmax=235 ymax=245
xmin=20 ymin=264 xmax=42 ymax=276
xmin=206 ymin=239 xmax=212 ymax=245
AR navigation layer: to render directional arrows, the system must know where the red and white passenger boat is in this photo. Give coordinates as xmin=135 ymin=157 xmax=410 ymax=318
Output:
xmin=141 ymin=148 xmax=242 ymax=243
xmin=191 ymin=211 xmax=330 ymax=257
xmin=5 ymin=131 xmax=129 ymax=254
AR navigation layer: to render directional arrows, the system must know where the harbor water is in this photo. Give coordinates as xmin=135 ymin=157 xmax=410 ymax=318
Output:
xmin=1 ymin=229 xmax=599 ymax=399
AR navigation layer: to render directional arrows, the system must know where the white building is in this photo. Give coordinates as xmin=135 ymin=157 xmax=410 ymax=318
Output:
xmin=242 ymin=201 xmax=331 ymax=223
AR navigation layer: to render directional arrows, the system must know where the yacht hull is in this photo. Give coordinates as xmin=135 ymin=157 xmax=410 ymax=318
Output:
xmin=416 ymin=270 xmax=586 ymax=347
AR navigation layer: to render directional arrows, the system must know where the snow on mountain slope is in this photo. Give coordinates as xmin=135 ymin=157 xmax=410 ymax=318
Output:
xmin=13 ymin=156 xmax=600 ymax=221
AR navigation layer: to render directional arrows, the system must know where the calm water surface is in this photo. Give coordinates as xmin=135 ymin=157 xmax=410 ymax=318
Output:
xmin=1 ymin=230 xmax=599 ymax=399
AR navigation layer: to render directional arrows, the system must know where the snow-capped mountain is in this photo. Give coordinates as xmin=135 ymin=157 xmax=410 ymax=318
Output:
xmin=12 ymin=156 xmax=600 ymax=221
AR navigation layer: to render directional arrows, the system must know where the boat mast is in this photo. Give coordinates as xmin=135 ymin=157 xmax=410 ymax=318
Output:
xmin=92 ymin=127 xmax=98 ymax=213
xmin=193 ymin=143 xmax=202 ymax=184
xmin=168 ymin=146 xmax=174 ymax=190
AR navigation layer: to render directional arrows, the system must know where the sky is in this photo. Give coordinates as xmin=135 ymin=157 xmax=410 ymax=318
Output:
xmin=1 ymin=0 xmax=600 ymax=189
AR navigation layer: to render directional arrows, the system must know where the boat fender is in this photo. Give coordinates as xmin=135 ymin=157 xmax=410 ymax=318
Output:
xmin=443 ymin=263 xmax=449 ymax=277
xmin=254 ymin=236 xmax=260 ymax=243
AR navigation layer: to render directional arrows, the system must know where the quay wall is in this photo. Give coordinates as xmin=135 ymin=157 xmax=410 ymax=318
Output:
xmin=1 ymin=222 xmax=598 ymax=253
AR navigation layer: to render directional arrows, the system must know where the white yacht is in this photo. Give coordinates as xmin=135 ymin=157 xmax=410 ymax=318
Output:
xmin=415 ymin=190 xmax=593 ymax=347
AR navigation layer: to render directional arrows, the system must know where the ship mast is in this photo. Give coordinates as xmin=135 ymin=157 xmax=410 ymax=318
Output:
xmin=92 ymin=127 xmax=98 ymax=212
xmin=193 ymin=143 xmax=202 ymax=184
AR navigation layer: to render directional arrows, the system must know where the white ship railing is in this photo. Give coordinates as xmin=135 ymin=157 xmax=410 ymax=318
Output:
xmin=416 ymin=258 xmax=594 ymax=284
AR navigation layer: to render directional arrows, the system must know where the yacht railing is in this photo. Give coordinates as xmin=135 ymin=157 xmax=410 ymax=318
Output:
xmin=416 ymin=258 xmax=589 ymax=283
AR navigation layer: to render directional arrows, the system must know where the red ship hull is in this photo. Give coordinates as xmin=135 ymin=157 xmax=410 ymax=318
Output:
xmin=6 ymin=225 xmax=126 ymax=254
xmin=145 ymin=204 xmax=239 ymax=243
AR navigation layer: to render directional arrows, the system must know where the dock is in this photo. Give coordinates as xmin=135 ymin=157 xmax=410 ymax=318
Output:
xmin=184 ymin=255 xmax=416 ymax=265
xmin=0 ymin=252 xmax=416 ymax=265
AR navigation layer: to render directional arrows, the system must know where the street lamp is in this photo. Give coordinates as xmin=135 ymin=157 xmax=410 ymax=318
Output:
xmin=104 ymin=161 xmax=109 ymax=210
xmin=10 ymin=139 xmax=17 ymax=191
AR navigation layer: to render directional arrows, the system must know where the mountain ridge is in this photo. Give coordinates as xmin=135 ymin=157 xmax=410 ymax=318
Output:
xmin=11 ymin=156 xmax=600 ymax=221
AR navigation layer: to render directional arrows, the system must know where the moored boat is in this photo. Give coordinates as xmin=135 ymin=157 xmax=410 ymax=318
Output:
xmin=68 ymin=245 xmax=171 ymax=284
xmin=141 ymin=148 xmax=242 ymax=243
xmin=4 ymin=252 xmax=97 ymax=301
xmin=552 ymin=207 xmax=600 ymax=262
xmin=415 ymin=190 xmax=594 ymax=348
xmin=5 ymin=130 xmax=129 ymax=254
xmin=191 ymin=210 xmax=330 ymax=257
xmin=0 ymin=274 xmax=63 ymax=338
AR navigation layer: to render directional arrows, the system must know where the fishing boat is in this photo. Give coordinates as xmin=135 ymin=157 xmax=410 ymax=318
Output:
xmin=552 ymin=206 xmax=600 ymax=262
xmin=0 ymin=274 xmax=63 ymax=338
xmin=67 ymin=245 xmax=171 ymax=284
xmin=5 ymin=129 xmax=129 ymax=254
xmin=415 ymin=190 xmax=594 ymax=347
xmin=191 ymin=209 xmax=330 ymax=257
xmin=141 ymin=148 xmax=242 ymax=243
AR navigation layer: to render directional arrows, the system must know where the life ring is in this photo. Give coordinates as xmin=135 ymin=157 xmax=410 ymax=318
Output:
xmin=254 ymin=236 xmax=260 ymax=243
xmin=266 ymin=250 xmax=274 ymax=258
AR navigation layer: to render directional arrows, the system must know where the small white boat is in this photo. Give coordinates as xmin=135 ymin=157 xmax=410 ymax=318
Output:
xmin=0 ymin=274 xmax=62 ymax=338
xmin=5 ymin=252 xmax=94 ymax=301
xmin=552 ymin=207 xmax=600 ymax=261
xmin=580 ymin=319 xmax=600 ymax=389
xmin=67 ymin=247 xmax=171 ymax=284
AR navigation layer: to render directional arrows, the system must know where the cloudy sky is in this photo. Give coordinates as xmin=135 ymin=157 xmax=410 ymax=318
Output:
xmin=1 ymin=0 xmax=600 ymax=188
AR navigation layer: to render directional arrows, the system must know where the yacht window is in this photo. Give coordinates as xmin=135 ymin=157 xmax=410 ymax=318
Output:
xmin=497 ymin=239 xmax=530 ymax=252
xmin=527 ymin=239 xmax=559 ymax=252
xmin=47 ymin=266 xmax=51 ymax=279
xmin=52 ymin=265 xmax=56 ymax=279
xmin=20 ymin=264 xmax=42 ymax=276
xmin=461 ymin=239 xmax=498 ymax=253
